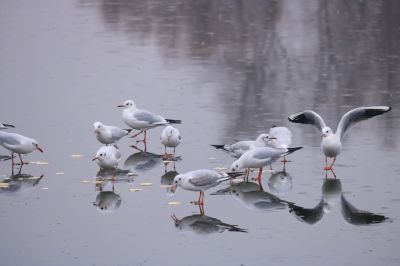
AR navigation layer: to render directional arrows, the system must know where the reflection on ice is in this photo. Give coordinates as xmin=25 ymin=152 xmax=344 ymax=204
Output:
xmin=212 ymin=181 xmax=289 ymax=212
xmin=0 ymin=170 xmax=43 ymax=195
xmin=289 ymin=174 xmax=390 ymax=226
xmin=268 ymin=168 xmax=293 ymax=194
xmin=171 ymin=206 xmax=247 ymax=234
xmin=124 ymin=151 xmax=164 ymax=172
xmin=93 ymin=180 xmax=122 ymax=213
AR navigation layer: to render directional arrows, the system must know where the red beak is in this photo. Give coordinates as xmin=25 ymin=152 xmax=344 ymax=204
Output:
xmin=36 ymin=146 xmax=44 ymax=153
xmin=171 ymin=184 xmax=177 ymax=193
xmin=92 ymin=156 xmax=99 ymax=161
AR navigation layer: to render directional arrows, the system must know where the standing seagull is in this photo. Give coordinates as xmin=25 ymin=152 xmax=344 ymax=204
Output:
xmin=0 ymin=131 xmax=43 ymax=165
xmin=160 ymin=125 xmax=181 ymax=157
xmin=211 ymin=133 xmax=276 ymax=159
xmin=117 ymin=100 xmax=181 ymax=150
xmin=93 ymin=122 xmax=131 ymax=146
xmin=267 ymin=126 xmax=293 ymax=163
xmin=230 ymin=147 xmax=302 ymax=187
xmin=92 ymin=145 xmax=121 ymax=171
xmin=171 ymin=169 xmax=242 ymax=205
xmin=288 ymin=106 xmax=391 ymax=170
xmin=0 ymin=123 xmax=15 ymax=130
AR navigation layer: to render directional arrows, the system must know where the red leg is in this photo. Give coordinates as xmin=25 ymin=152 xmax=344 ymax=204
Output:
xmin=130 ymin=130 xmax=144 ymax=138
xmin=255 ymin=168 xmax=263 ymax=181
xmin=18 ymin=154 xmax=29 ymax=165
xmin=324 ymin=157 xmax=336 ymax=171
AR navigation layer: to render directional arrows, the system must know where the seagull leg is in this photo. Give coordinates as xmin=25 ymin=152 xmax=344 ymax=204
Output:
xmin=129 ymin=145 xmax=143 ymax=152
xmin=324 ymin=157 xmax=336 ymax=171
xmin=199 ymin=203 xmax=205 ymax=216
xmin=18 ymin=154 xmax=29 ymax=165
xmin=130 ymin=130 xmax=144 ymax=139
xmin=254 ymin=167 xmax=263 ymax=185
xmin=11 ymin=153 xmax=15 ymax=166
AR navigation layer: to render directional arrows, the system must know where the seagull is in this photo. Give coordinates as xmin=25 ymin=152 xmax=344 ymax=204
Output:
xmin=0 ymin=123 xmax=15 ymax=130
xmin=93 ymin=122 xmax=131 ymax=146
xmin=170 ymin=169 xmax=242 ymax=205
xmin=160 ymin=125 xmax=181 ymax=156
xmin=211 ymin=133 xmax=276 ymax=159
xmin=288 ymin=106 xmax=391 ymax=170
xmin=92 ymin=145 xmax=121 ymax=171
xmin=0 ymin=131 xmax=43 ymax=166
xmin=117 ymin=99 xmax=181 ymax=150
xmin=267 ymin=126 xmax=292 ymax=149
xmin=212 ymin=181 xmax=289 ymax=212
xmin=267 ymin=126 xmax=292 ymax=163
xmin=171 ymin=213 xmax=247 ymax=234
xmin=230 ymin=147 xmax=302 ymax=186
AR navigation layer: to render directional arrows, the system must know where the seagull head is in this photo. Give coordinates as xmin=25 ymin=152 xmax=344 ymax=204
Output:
xmin=92 ymin=152 xmax=107 ymax=162
xmin=171 ymin=174 xmax=183 ymax=193
xmin=256 ymin=133 xmax=277 ymax=146
xmin=321 ymin=127 xmax=333 ymax=138
xmin=117 ymin=99 xmax=136 ymax=109
xmin=93 ymin=122 xmax=103 ymax=133
xmin=31 ymin=141 xmax=43 ymax=153
xmin=230 ymin=159 xmax=242 ymax=172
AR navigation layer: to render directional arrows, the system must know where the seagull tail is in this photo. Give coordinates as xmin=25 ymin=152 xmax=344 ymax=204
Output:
xmin=227 ymin=226 xmax=248 ymax=233
xmin=166 ymin=119 xmax=182 ymax=124
xmin=210 ymin=144 xmax=228 ymax=151
xmin=226 ymin=172 xmax=245 ymax=179
xmin=285 ymin=147 xmax=303 ymax=155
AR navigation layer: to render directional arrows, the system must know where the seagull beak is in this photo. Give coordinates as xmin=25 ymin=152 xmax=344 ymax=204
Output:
xmin=269 ymin=137 xmax=277 ymax=140
xmin=36 ymin=146 xmax=44 ymax=153
xmin=171 ymin=184 xmax=177 ymax=193
xmin=92 ymin=156 xmax=99 ymax=161
xmin=117 ymin=104 xmax=125 ymax=108
xmin=321 ymin=133 xmax=327 ymax=138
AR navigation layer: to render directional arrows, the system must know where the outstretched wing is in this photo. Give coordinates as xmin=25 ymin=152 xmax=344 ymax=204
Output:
xmin=288 ymin=110 xmax=327 ymax=132
xmin=336 ymin=106 xmax=391 ymax=141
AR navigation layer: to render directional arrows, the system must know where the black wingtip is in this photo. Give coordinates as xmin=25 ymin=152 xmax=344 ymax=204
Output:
xmin=286 ymin=147 xmax=303 ymax=154
xmin=226 ymin=171 xmax=245 ymax=178
xmin=2 ymin=123 xmax=15 ymax=128
xmin=125 ymin=129 xmax=133 ymax=133
xmin=166 ymin=119 xmax=182 ymax=124
xmin=210 ymin=144 xmax=225 ymax=150
xmin=288 ymin=112 xmax=306 ymax=124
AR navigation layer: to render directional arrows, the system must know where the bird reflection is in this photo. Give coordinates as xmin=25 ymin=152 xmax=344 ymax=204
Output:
xmin=161 ymin=162 xmax=179 ymax=196
xmin=268 ymin=167 xmax=293 ymax=194
xmin=341 ymin=194 xmax=388 ymax=225
xmin=289 ymin=174 xmax=389 ymax=226
xmin=93 ymin=180 xmax=122 ymax=213
xmin=96 ymin=168 xmax=135 ymax=182
xmin=171 ymin=206 xmax=247 ymax=234
xmin=0 ymin=155 xmax=13 ymax=162
xmin=0 ymin=167 xmax=43 ymax=194
xmin=123 ymin=151 xmax=164 ymax=173
xmin=212 ymin=181 xmax=289 ymax=212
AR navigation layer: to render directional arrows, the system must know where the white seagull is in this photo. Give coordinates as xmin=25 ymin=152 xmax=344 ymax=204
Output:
xmin=160 ymin=125 xmax=182 ymax=156
xmin=171 ymin=169 xmax=242 ymax=205
xmin=92 ymin=145 xmax=121 ymax=171
xmin=230 ymin=147 xmax=302 ymax=186
xmin=288 ymin=106 xmax=391 ymax=170
xmin=117 ymin=100 xmax=181 ymax=149
xmin=93 ymin=122 xmax=131 ymax=146
xmin=267 ymin=126 xmax=293 ymax=163
xmin=0 ymin=131 xmax=43 ymax=165
xmin=211 ymin=133 xmax=276 ymax=159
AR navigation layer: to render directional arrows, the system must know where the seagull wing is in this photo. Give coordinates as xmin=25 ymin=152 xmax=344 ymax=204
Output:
xmin=336 ymin=106 xmax=391 ymax=141
xmin=288 ymin=110 xmax=327 ymax=132
xmin=134 ymin=109 xmax=166 ymax=124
